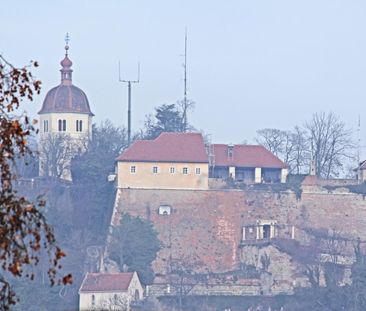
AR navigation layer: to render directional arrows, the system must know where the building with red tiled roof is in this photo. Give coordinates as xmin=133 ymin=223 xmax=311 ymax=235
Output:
xmin=79 ymin=272 xmax=143 ymax=310
xmin=209 ymin=144 xmax=288 ymax=183
xmin=116 ymin=132 xmax=209 ymax=190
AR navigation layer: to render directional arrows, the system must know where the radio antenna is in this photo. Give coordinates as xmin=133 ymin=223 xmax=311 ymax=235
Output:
xmin=118 ymin=62 xmax=140 ymax=146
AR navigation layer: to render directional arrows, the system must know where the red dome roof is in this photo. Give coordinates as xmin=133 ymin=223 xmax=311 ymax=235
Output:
xmin=60 ymin=55 xmax=72 ymax=68
xmin=39 ymin=46 xmax=93 ymax=115
xmin=38 ymin=84 xmax=93 ymax=115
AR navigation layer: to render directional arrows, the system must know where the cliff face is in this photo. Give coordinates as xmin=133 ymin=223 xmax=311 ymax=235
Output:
xmin=111 ymin=184 xmax=366 ymax=276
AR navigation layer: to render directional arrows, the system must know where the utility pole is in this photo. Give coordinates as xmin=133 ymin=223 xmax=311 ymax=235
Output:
xmin=119 ymin=62 xmax=140 ymax=146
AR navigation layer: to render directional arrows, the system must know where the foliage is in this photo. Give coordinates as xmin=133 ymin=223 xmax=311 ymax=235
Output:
xmin=0 ymin=55 xmax=71 ymax=309
xmin=324 ymin=182 xmax=366 ymax=197
xmin=239 ymin=174 xmax=305 ymax=200
xmin=350 ymin=241 xmax=366 ymax=310
xmin=71 ymin=121 xmax=128 ymax=238
xmin=110 ymin=213 xmax=161 ymax=285
xmin=144 ymin=102 xmax=194 ymax=139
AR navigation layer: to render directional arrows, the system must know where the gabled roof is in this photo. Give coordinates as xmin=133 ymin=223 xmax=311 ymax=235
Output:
xmin=117 ymin=132 xmax=209 ymax=163
xmin=79 ymin=272 xmax=135 ymax=293
xmin=212 ymin=144 xmax=287 ymax=169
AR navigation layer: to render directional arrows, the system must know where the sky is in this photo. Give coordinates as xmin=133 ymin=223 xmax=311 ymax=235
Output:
xmin=2 ymin=0 xmax=366 ymax=152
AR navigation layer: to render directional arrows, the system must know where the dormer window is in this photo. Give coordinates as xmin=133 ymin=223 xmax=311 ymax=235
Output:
xmin=228 ymin=145 xmax=234 ymax=159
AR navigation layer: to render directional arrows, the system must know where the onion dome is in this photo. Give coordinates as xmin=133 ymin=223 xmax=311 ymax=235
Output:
xmin=38 ymin=43 xmax=94 ymax=115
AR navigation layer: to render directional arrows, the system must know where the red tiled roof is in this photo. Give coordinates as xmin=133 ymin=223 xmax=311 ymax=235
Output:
xmin=117 ymin=132 xmax=209 ymax=163
xmin=79 ymin=273 xmax=134 ymax=292
xmin=212 ymin=144 xmax=287 ymax=169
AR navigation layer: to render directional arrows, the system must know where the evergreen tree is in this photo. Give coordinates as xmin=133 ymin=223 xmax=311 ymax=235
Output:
xmin=110 ymin=214 xmax=161 ymax=285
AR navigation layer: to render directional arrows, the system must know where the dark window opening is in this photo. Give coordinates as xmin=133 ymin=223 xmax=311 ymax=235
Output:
xmin=263 ymin=225 xmax=271 ymax=239
xmin=134 ymin=289 xmax=139 ymax=300
xmin=62 ymin=120 xmax=66 ymax=131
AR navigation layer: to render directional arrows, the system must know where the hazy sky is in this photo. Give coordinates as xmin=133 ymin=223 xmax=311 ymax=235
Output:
xmin=2 ymin=0 xmax=366 ymax=152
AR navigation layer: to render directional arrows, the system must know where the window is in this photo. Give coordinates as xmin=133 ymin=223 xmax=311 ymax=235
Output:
xmin=62 ymin=119 xmax=66 ymax=131
xmin=183 ymin=167 xmax=188 ymax=175
xmin=43 ymin=120 xmax=48 ymax=132
xmin=170 ymin=167 xmax=175 ymax=174
xmin=130 ymin=166 xmax=136 ymax=173
xmin=58 ymin=119 xmax=62 ymax=132
xmin=76 ymin=120 xmax=83 ymax=132
xmin=134 ymin=289 xmax=140 ymax=301
xmin=152 ymin=166 xmax=158 ymax=174
xmin=159 ymin=205 xmax=171 ymax=215
xmin=228 ymin=145 xmax=234 ymax=159
xmin=195 ymin=167 xmax=201 ymax=175
xmin=91 ymin=294 xmax=95 ymax=306
xmin=114 ymin=294 xmax=118 ymax=303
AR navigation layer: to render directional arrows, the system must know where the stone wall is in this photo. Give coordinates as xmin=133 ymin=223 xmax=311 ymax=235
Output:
xmin=111 ymin=184 xmax=366 ymax=294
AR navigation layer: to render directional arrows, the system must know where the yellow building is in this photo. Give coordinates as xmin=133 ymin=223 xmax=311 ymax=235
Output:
xmin=116 ymin=132 xmax=209 ymax=190
xmin=38 ymin=41 xmax=94 ymax=180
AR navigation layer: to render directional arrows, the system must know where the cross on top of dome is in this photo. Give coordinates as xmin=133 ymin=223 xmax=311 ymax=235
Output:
xmin=60 ymin=33 xmax=73 ymax=84
xmin=38 ymin=34 xmax=94 ymax=116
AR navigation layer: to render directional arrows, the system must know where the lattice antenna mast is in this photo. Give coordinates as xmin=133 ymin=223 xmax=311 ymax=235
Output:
xmin=119 ymin=62 xmax=140 ymax=146
xmin=182 ymin=29 xmax=188 ymax=131
xmin=358 ymin=115 xmax=361 ymax=165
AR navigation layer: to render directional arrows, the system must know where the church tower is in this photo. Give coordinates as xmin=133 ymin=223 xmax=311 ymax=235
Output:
xmin=38 ymin=37 xmax=94 ymax=180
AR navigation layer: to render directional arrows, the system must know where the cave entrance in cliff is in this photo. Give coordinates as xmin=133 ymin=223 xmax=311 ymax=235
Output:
xmin=263 ymin=225 xmax=271 ymax=239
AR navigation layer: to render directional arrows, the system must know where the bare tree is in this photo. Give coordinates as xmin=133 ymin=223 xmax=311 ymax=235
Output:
xmin=39 ymin=133 xmax=86 ymax=179
xmin=0 ymin=55 xmax=71 ymax=309
xmin=255 ymin=128 xmax=287 ymax=157
xmin=177 ymin=98 xmax=195 ymax=132
xmin=305 ymin=112 xmax=355 ymax=178
xmin=255 ymin=128 xmax=310 ymax=174
xmin=290 ymin=126 xmax=310 ymax=174
xmin=167 ymin=253 xmax=207 ymax=310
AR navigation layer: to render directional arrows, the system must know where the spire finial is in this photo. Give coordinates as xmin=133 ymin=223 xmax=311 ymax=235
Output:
xmin=64 ymin=33 xmax=70 ymax=55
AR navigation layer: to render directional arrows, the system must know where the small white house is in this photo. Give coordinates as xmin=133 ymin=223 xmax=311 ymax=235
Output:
xmin=79 ymin=272 xmax=143 ymax=311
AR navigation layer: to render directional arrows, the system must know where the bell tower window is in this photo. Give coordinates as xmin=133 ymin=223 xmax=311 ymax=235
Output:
xmin=59 ymin=120 xmax=66 ymax=132
xmin=76 ymin=120 xmax=83 ymax=132
xmin=43 ymin=120 xmax=48 ymax=133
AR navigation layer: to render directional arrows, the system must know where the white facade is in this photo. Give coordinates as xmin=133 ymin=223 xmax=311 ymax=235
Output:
xmin=79 ymin=272 xmax=144 ymax=311
xmin=38 ymin=112 xmax=92 ymax=181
